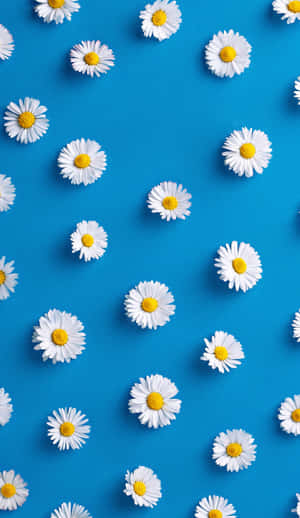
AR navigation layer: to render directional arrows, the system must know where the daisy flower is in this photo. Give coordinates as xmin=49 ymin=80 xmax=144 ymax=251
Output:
xmin=47 ymin=407 xmax=90 ymax=451
xmin=201 ymin=331 xmax=244 ymax=374
xmin=147 ymin=181 xmax=191 ymax=221
xmin=33 ymin=309 xmax=85 ymax=364
xmin=195 ymin=495 xmax=236 ymax=518
xmin=0 ymin=175 xmax=15 ymax=212
xmin=212 ymin=429 xmax=256 ymax=472
xmin=4 ymin=97 xmax=49 ymax=144
xmin=292 ymin=494 xmax=300 ymax=515
xmin=124 ymin=466 xmax=162 ymax=508
xmin=0 ymin=471 xmax=28 ymax=511
xmin=70 ymin=220 xmax=108 ymax=262
xmin=124 ymin=281 xmax=175 ymax=330
xmin=215 ymin=241 xmax=262 ymax=293
xmin=292 ymin=309 xmax=300 ymax=341
xmin=140 ymin=0 xmax=182 ymax=41
xmin=222 ymin=127 xmax=272 ymax=178
xmin=294 ymin=77 xmax=300 ymax=104
xmin=205 ymin=30 xmax=251 ymax=79
xmin=34 ymin=0 xmax=80 ymax=24
xmin=0 ymin=388 xmax=13 ymax=426
xmin=129 ymin=374 xmax=181 ymax=429
xmin=51 ymin=503 xmax=91 ymax=518
xmin=273 ymin=0 xmax=300 ymax=22
xmin=278 ymin=395 xmax=300 ymax=435
xmin=0 ymin=257 xmax=18 ymax=301
xmin=0 ymin=25 xmax=14 ymax=61
xmin=70 ymin=40 xmax=115 ymax=78
xmin=58 ymin=138 xmax=107 ymax=186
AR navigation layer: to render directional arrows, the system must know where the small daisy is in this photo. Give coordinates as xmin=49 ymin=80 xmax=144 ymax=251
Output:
xmin=212 ymin=429 xmax=256 ymax=472
xmin=292 ymin=494 xmax=300 ymax=515
xmin=51 ymin=503 xmax=91 ymax=518
xmin=0 ymin=471 xmax=28 ymax=511
xmin=47 ymin=407 xmax=90 ymax=451
xmin=222 ymin=127 xmax=272 ymax=178
xmin=4 ymin=97 xmax=49 ymax=144
xmin=34 ymin=0 xmax=80 ymax=24
xmin=33 ymin=309 xmax=85 ymax=364
xmin=58 ymin=138 xmax=107 ymax=186
xmin=0 ymin=389 xmax=13 ymax=426
xmin=205 ymin=30 xmax=251 ymax=79
xmin=292 ymin=309 xmax=300 ymax=341
xmin=70 ymin=40 xmax=115 ymax=78
xmin=147 ymin=181 xmax=191 ymax=221
xmin=273 ymin=0 xmax=300 ymax=22
xmin=70 ymin=220 xmax=108 ymax=262
xmin=140 ymin=0 xmax=182 ymax=41
xmin=129 ymin=374 xmax=181 ymax=429
xmin=124 ymin=281 xmax=175 ymax=330
xmin=294 ymin=77 xmax=300 ymax=104
xmin=215 ymin=241 xmax=262 ymax=293
xmin=195 ymin=495 xmax=236 ymax=518
xmin=201 ymin=331 xmax=244 ymax=374
xmin=124 ymin=466 xmax=162 ymax=508
xmin=0 ymin=25 xmax=14 ymax=61
xmin=0 ymin=175 xmax=15 ymax=212
xmin=0 ymin=257 xmax=18 ymax=301
xmin=278 ymin=395 xmax=300 ymax=435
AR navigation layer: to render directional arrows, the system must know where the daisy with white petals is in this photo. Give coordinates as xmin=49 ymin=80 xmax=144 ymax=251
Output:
xmin=0 ymin=257 xmax=18 ymax=301
xmin=0 ymin=175 xmax=15 ymax=212
xmin=129 ymin=374 xmax=181 ymax=429
xmin=34 ymin=0 xmax=80 ymax=24
xmin=294 ymin=77 xmax=300 ymax=105
xmin=4 ymin=97 xmax=49 ymax=144
xmin=0 ymin=471 xmax=28 ymax=511
xmin=201 ymin=331 xmax=244 ymax=374
xmin=292 ymin=494 xmax=300 ymax=515
xmin=70 ymin=40 xmax=115 ymax=78
xmin=0 ymin=25 xmax=14 ymax=61
xmin=51 ymin=503 xmax=91 ymax=518
xmin=33 ymin=309 xmax=85 ymax=364
xmin=292 ymin=309 xmax=300 ymax=341
xmin=212 ymin=429 xmax=256 ymax=472
xmin=215 ymin=241 xmax=262 ymax=293
xmin=125 ymin=281 xmax=175 ymax=330
xmin=273 ymin=0 xmax=300 ymax=23
xmin=278 ymin=395 xmax=300 ymax=435
xmin=124 ymin=466 xmax=162 ymax=508
xmin=58 ymin=138 xmax=107 ymax=186
xmin=195 ymin=495 xmax=236 ymax=518
xmin=71 ymin=220 xmax=108 ymax=261
xmin=47 ymin=407 xmax=90 ymax=451
xmin=147 ymin=181 xmax=191 ymax=221
xmin=140 ymin=0 xmax=182 ymax=41
xmin=0 ymin=389 xmax=13 ymax=426
xmin=205 ymin=30 xmax=251 ymax=78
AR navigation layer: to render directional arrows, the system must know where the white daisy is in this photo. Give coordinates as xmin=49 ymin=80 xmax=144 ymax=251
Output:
xmin=70 ymin=220 xmax=108 ymax=262
xmin=33 ymin=309 xmax=85 ymax=364
xmin=201 ymin=331 xmax=244 ymax=374
xmin=58 ymin=138 xmax=107 ymax=186
xmin=294 ymin=77 xmax=300 ymax=105
xmin=124 ymin=466 xmax=162 ymax=508
xmin=215 ymin=241 xmax=262 ymax=293
xmin=47 ymin=407 xmax=90 ymax=451
xmin=0 ymin=25 xmax=14 ymax=61
xmin=4 ymin=97 xmax=49 ymax=144
xmin=51 ymin=503 xmax=91 ymax=518
xmin=278 ymin=395 xmax=300 ymax=435
xmin=70 ymin=40 xmax=115 ymax=78
xmin=140 ymin=0 xmax=182 ymax=41
xmin=212 ymin=429 xmax=256 ymax=472
xmin=195 ymin=495 xmax=236 ymax=518
xmin=292 ymin=494 xmax=300 ymax=515
xmin=273 ymin=0 xmax=300 ymax=23
xmin=222 ymin=127 xmax=272 ymax=178
xmin=34 ymin=0 xmax=80 ymax=24
xmin=0 ymin=388 xmax=13 ymax=426
xmin=0 ymin=175 xmax=15 ymax=213
xmin=0 ymin=257 xmax=18 ymax=301
xmin=0 ymin=471 xmax=28 ymax=511
xmin=292 ymin=309 xmax=300 ymax=341
xmin=124 ymin=281 xmax=175 ymax=330
xmin=147 ymin=181 xmax=191 ymax=221
xmin=205 ymin=30 xmax=251 ymax=79
xmin=129 ymin=374 xmax=181 ymax=429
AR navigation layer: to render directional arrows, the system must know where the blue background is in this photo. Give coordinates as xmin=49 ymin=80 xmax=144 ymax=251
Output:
xmin=1 ymin=1 xmax=300 ymax=517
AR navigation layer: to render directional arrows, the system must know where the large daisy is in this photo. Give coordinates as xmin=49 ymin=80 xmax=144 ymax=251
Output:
xmin=0 ymin=175 xmax=15 ymax=212
xmin=51 ymin=503 xmax=91 ymax=518
xmin=58 ymin=138 xmax=107 ymax=186
xmin=292 ymin=309 xmax=300 ymax=341
xmin=195 ymin=495 xmax=236 ymax=518
xmin=278 ymin=395 xmax=300 ymax=435
xmin=129 ymin=374 xmax=181 ymax=429
xmin=70 ymin=220 xmax=108 ymax=261
xmin=34 ymin=0 xmax=80 ymax=24
xmin=0 ymin=257 xmax=18 ymax=301
xmin=205 ymin=30 xmax=251 ymax=79
xmin=33 ymin=309 xmax=85 ymax=364
xmin=292 ymin=494 xmax=300 ymax=515
xmin=4 ymin=97 xmax=49 ymax=144
xmin=140 ymin=0 xmax=182 ymax=41
xmin=201 ymin=331 xmax=244 ymax=374
xmin=0 ymin=25 xmax=14 ymax=61
xmin=0 ymin=388 xmax=13 ymax=426
xmin=212 ymin=429 xmax=256 ymax=472
xmin=0 ymin=471 xmax=28 ymax=511
xmin=47 ymin=407 xmax=90 ymax=451
xmin=124 ymin=466 xmax=162 ymax=508
xmin=215 ymin=241 xmax=262 ymax=292
xmin=147 ymin=181 xmax=191 ymax=221
xmin=70 ymin=40 xmax=115 ymax=78
xmin=273 ymin=0 xmax=300 ymax=22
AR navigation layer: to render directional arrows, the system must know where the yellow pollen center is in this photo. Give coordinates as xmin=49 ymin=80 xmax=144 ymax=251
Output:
xmin=81 ymin=234 xmax=94 ymax=248
xmin=288 ymin=0 xmax=300 ymax=12
xmin=141 ymin=297 xmax=158 ymax=313
xmin=48 ymin=0 xmax=65 ymax=7
xmin=1 ymin=484 xmax=16 ymax=499
xmin=133 ymin=481 xmax=146 ymax=496
xmin=152 ymin=9 xmax=167 ymax=26
xmin=84 ymin=52 xmax=100 ymax=66
xmin=147 ymin=392 xmax=164 ymax=410
xmin=240 ymin=143 xmax=256 ymax=159
xmin=214 ymin=346 xmax=228 ymax=361
xmin=18 ymin=111 xmax=35 ymax=129
xmin=232 ymin=257 xmax=247 ymax=274
xmin=162 ymin=196 xmax=178 ymax=210
xmin=226 ymin=442 xmax=242 ymax=457
xmin=208 ymin=511 xmax=223 ymax=518
xmin=51 ymin=328 xmax=68 ymax=346
xmin=74 ymin=154 xmax=91 ymax=169
xmin=219 ymin=46 xmax=237 ymax=63
xmin=0 ymin=270 xmax=6 ymax=285
xmin=60 ymin=421 xmax=75 ymax=437
xmin=292 ymin=409 xmax=300 ymax=422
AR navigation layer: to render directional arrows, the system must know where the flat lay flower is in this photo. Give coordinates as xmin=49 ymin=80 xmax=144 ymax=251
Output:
xmin=212 ymin=429 xmax=256 ymax=472
xmin=201 ymin=331 xmax=244 ymax=373
xmin=124 ymin=466 xmax=162 ymax=507
xmin=140 ymin=0 xmax=182 ymax=41
xmin=0 ymin=25 xmax=14 ymax=61
xmin=4 ymin=97 xmax=49 ymax=144
xmin=292 ymin=309 xmax=300 ymax=341
xmin=292 ymin=494 xmax=300 ymax=515
xmin=0 ymin=471 xmax=28 ymax=511
xmin=272 ymin=0 xmax=300 ymax=22
xmin=71 ymin=220 xmax=108 ymax=261
xmin=0 ymin=257 xmax=18 ymax=301
xmin=278 ymin=395 xmax=300 ymax=435
xmin=205 ymin=30 xmax=251 ymax=78
xmin=51 ymin=503 xmax=92 ymax=518
xmin=147 ymin=181 xmax=191 ymax=221
xmin=0 ymin=175 xmax=15 ymax=212
xmin=47 ymin=407 xmax=90 ymax=450
xmin=34 ymin=0 xmax=80 ymax=24
xmin=58 ymin=138 xmax=107 ymax=186
xmin=215 ymin=241 xmax=262 ymax=292
xmin=195 ymin=495 xmax=236 ymax=518
xmin=70 ymin=40 xmax=115 ymax=77
xmin=0 ymin=388 xmax=13 ymax=426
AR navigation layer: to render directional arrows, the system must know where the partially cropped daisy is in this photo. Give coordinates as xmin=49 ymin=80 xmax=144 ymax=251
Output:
xmin=215 ymin=241 xmax=262 ymax=293
xmin=147 ymin=181 xmax=191 ymax=221
xmin=294 ymin=77 xmax=300 ymax=104
xmin=222 ymin=127 xmax=272 ymax=178
xmin=0 ymin=175 xmax=15 ymax=212
xmin=51 ymin=503 xmax=91 ymax=518
xmin=140 ymin=0 xmax=182 ymax=41
xmin=0 ymin=257 xmax=18 ymax=301
xmin=71 ymin=220 xmax=107 ymax=261
xmin=0 ymin=471 xmax=28 ymax=511
xmin=34 ymin=0 xmax=80 ymax=24
xmin=129 ymin=374 xmax=181 ymax=429
xmin=195 ymin=495 xmax=236 ymax=518
xmin=47 ymin=407 xmax=90 ymax=451
xmin=124 ymin=466 xmax=161 ymax=508
xmin=125 ymin=281 xmax=175 ymax=330
xmin=292 ymin=494 xmax=300 ymax=515
xmin=58 ymin=138 xmax=107 ymax=186
xmin=205 ymin=30 xmax=251 ymax=78
xmin=0 ymin=389 xmax=13 ymax=426
xmin=0 ymin=25 xmax=14 ymax=61
xmin=4 ymin=97 xmax=49 ymax=144
xmin=278 ymin=395 xmax=300 ymax=435
xmin=273 ymin=0 xmax=300 ymax=23
xmin=33 ymin=309 xmax=85 ymax=364
xmin=212 ymin=429 xmax=256 ymax=472
xmin=70 ymin=40 xmax=115 ymax=78
xmin=201 ymin=331 xmax=244 ymax=374
xmin=292 ymin=309 xmax=300 ymax=341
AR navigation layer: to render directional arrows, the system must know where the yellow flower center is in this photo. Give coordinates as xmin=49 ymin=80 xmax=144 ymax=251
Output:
xmin=0 ymin=270 xmax=6 ymax=285
xmin=81 ymin=234 xmax=94 ymax=248
xmin=219 ymin=46 xmax=237 ymax=63
xmin=147 ymin=392 xmax=164 ymax=410
xmin=208 ymin=511 xmax=222 ymax=518
xmin=226 ymin=442 xmax=242 ymax=457
xmin=292 ymin=409 xmax=300 ymax=422
xmin=288 ymin=0 xmax=300 ymax=12
xmin=152 ymin=9 xmax=167 ymax=26
xmin=133 ymin=481 xmax=146 ymax=496
xmin=141 ymin=297 xmax=158 ymax=313
xmin=74 ymin=154 xmax=91 ymax=169
xmin=60 ymin=421 xmax=75 ymax=437
xmin=214 ymin=346 xmax=228 ymax=361
xmin=162 ymin=196 xmax=178 ymax=210
xmin=240 ymin=143 xmax=256 ymax=159
xmin=1 ymin=484 xmax=16 ymax=499
xmin=18 ymin=111 xmax=35 ymax=129
xmin=48 ymin=0 xmax=65 ymax=7
xmin=51 ymin=328 xmax=68 ymax=346
xmin=232 ymin=257 xmax=247 ymax=274
xmin=84 ymin=52 xmax=100 ymax=66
